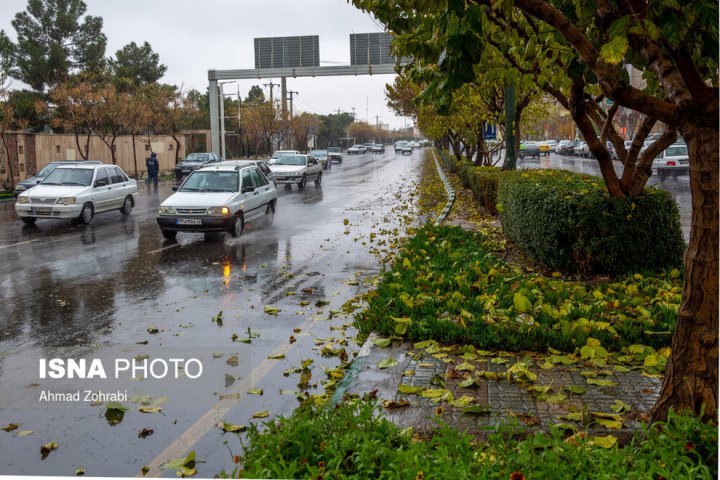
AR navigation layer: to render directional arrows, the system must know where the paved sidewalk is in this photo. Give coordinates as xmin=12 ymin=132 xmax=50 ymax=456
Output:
xmin=338 ymin=334 xmax=661 ymax=439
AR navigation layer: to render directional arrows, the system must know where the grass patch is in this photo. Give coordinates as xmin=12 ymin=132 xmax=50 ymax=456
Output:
xmin=356 ymin=224 xmax=680 ymax=353
xmin=417 ymin=151 xmax=446 ymax=220
xmin=234 ymin=400 xmax=717 ymax=479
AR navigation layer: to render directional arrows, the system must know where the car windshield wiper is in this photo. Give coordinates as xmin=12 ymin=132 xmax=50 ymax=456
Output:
xmin=42 ymin=182 xmax=60 ymax=185
xmin=61 ymin=182 xmax=86 ymax=185
xmin=208 ymin=188 xmax=236 ymax=192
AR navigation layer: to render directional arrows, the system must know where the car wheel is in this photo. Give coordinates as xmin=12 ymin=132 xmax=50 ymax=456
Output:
xmin=161 ymin=229 xmax=177 ymax=240
xmin=120 ymin=195 xmax=133 ymax=215
xmin=78 ymin=203 xmax=94 ymax=225
xmin=21 ymin=217 xmax=36 ymax=225
xmin=229 ymin=213 xmax=244 ymax=238
xmin=315 ymin=172 xmax=322 ymax=186
xmin=298 ymin=175 xmax=306 ymax=190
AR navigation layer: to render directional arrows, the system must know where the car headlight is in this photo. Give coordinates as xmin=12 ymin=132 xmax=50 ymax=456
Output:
xmin=16 ymin=196 xmax=29 ymax=204
xmin=207 ymin=206 xmax=231 ymax=215
xmin=58 ymin=197 xmax=76 ymax=205
xmin=158 ymin=206 xmax=177 ymax=215
xmin=15 ymin=185 xmax=27 ymax=191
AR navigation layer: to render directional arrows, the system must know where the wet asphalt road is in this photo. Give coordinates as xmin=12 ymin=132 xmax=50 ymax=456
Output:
xmin=518 ymin=153 xmax=692 ymax=240
xmin=0 ymin=149 xmax=423 ymax=477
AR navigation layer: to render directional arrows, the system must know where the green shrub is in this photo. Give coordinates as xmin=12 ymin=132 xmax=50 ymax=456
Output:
xmin=357 ymin=224 xmax=680 ymax=353
xmin=497 ymin=169 xmax=685 ymax=274
xmin=236 ymin=400 xmax=717 ymax=479
xmin=459 ymin=165 xmax=506 ymax=215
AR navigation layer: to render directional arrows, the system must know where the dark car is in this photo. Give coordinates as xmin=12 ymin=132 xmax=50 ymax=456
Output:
xmin=13 ymin=160 xmax=103 ymax=197
xmin=519 ymin=142 xmax=541 ymax=159
xmin=174 ymin=152 xmax=223 ymax=183
xmin=557 ymin=140 xmax=579 ymax=155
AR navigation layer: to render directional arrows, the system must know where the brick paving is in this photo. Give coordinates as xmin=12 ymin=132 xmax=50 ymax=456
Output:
xmin=342 ymin=335 xmax=662 ymax=439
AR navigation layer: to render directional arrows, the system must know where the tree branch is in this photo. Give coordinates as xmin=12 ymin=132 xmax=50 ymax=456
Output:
xmin=638 ymin=126 xmax=678 ymax=171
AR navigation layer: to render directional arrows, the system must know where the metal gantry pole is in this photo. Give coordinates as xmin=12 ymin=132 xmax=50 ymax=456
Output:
xmin=209 ymin=79 xmax=220 ymax=155
xmin=219 ymin=82 xmax=226 ymax=158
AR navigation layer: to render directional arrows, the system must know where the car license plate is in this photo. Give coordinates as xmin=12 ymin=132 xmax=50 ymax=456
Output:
xmin=32 ymin=207 xmax=51 ymax=214
xmin=277 ymin=176 xmax=287 ymax=180
xmin=181 ymin=169 xmax=191 ymax=173
xmin=177 ymin=218 xmax=202 ymax=225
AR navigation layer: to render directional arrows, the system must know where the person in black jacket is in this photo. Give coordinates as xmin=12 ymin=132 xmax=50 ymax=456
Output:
xmin=146 ymin=152 xmax=159 ymax=187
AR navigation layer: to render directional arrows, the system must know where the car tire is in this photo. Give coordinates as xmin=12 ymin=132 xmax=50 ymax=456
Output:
xmin=315 ymin=172 xmax=322 ymax=186
xmin=298 ymin=175 xmax=306 ymax=190
xmin=78 ymin=203 xmax=94 ymax=225
xmin=161 ymin=229 xmax=177 ymax=240
xmin=21 ymin=217 xmax=36 ymax=225
xmin=120 ymin=195 xmax=133 ymax=215
xmin=229 ymin=213 xmax=244 ymax=238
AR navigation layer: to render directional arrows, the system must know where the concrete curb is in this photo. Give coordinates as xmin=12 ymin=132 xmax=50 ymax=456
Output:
xmin=432 ymin=148 xmax=455 ymax=226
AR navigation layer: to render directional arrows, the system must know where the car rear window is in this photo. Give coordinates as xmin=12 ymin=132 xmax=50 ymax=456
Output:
xmin=665 ymin=145 xmax=688 ymax=157
xmin=274 ymin=155 xmax=307 ymax=166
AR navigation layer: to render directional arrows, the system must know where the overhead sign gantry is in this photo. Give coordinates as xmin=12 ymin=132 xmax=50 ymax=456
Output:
xmin=208 ymin=32 xmax=406 ymax=155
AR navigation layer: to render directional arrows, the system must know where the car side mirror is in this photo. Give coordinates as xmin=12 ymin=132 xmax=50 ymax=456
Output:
xmin=242 ymin=186 xmax=255 ymax=193
xmin=94 ymin=180 xmax=107 ymax=188
xmin=172 ymin=186 xmax=179 ymax=191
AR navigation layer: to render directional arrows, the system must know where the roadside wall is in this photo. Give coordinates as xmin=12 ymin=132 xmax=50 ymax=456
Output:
xmin=1 ymin=132 xmax=193 ymax=181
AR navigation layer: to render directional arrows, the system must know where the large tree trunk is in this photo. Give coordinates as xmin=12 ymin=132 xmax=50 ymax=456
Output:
xmin=651 ymin=124 xmax=719 ymax=422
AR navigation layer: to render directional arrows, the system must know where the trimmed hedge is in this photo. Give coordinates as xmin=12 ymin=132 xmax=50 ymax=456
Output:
xmin=438 ymin=151 xmax=685 ymax=274
xmin=498 ymin=169 xmax=685 ymax=274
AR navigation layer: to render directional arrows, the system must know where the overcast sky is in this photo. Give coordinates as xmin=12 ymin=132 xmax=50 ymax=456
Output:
xmin=0 ymin=0 xmax=412 ymax=129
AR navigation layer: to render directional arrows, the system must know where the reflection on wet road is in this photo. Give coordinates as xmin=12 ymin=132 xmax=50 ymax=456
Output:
xmin=0 ymin=149 xmax=423 ymax=477
xmin=519 ymin=154 xmax=692 ymax=240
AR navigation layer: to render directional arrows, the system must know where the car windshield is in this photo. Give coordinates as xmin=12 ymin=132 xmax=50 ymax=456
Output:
xmin=310 ymin=150 xmax=327 ymax=156
xmin=665 ymin=145 xmax=688 ymax=157
xmin=36 ymin=163 xmax=61 ymax=177
xmin=327 ymin=147 xmax=341 ymax=152
xmin=179 ymin=171 xmax=238 ymax=192
xmin=274 ymin=155 xmax=307 ymax=166
xmin=41 ymin=168 xmax=93 ymax=186
xmin=185 ymin=153 xmax=209 ymax=163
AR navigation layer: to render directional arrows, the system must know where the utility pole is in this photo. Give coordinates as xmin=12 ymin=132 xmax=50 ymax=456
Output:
xmin=262 ymin=81 xmax=279 ymax=109
xmin=351 ymin=107 xmax=356 ymax=121
xmin=336 ymin=108 xmax=341 ymax=115
xmin=281 ymin=77 xmax=288 ymax=120
xmin=287 ymin=91 xmax=299 ymax=118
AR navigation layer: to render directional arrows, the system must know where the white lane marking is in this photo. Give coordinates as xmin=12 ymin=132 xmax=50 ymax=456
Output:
xmin=146 ymin=243 xmax=180 ymax=254
xmin=140 ymin=315 xmax=317 ymax=477
xmin=0 ymin=239 xmax=38 ymax=250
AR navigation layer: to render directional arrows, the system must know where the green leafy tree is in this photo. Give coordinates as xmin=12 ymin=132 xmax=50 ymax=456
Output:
xmin=318 ymin=112 xmax=354 ymax=148
xmin=245 ymin=85 xmax=265 ymax=104
xmin=109 ymin=41 xmax=166 ymax=91
xmin=354 ymin=0 xmax=719 ymax=422
xmin=10 ymin=0 xmax=106 ymax=92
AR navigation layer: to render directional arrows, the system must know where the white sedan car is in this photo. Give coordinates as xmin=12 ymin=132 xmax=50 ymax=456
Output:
xmin=268 ymin=154 xmax=322 ymax=189
xmin=15 ymin=163 xmax=137 ymax=225
xmin=156 ymin=164 xmax=276 ymax=240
